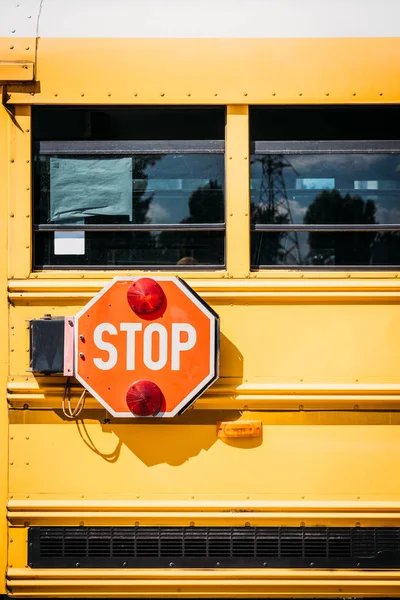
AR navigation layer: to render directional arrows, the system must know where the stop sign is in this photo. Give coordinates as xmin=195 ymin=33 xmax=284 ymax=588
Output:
xmin=74 ymin=277 xmax=219 ymax=417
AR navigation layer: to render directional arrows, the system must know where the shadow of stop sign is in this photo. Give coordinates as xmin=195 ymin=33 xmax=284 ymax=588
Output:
xmin=74 ymin=277 xmax=219 ymax=417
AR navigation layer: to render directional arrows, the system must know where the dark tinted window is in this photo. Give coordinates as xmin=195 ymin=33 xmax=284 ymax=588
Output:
xmin=33 ymin=107 xmax=225 ymax=269
xmin=251 ymin=107 xmax=400 ymax=268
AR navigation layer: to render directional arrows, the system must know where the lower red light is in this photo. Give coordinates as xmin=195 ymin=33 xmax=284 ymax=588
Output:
xmin=127 ymin=278 xmax=164 ymax=316
xmin=126 ymin=380 xmax=163 ymax=417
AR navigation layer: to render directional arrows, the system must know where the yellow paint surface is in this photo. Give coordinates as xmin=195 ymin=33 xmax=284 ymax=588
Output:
xmin=2 ymin=34 xmax=400 ymax=597
xmin=0 ymin=99 xmax=9 ymax=594
xmin=5 ymin=37 xmax=400 ymax=105
xmin=0 ymin=62 xmax=33 ymax=82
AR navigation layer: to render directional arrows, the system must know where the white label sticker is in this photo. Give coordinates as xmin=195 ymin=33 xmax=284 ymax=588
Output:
xmin=54 ymin=231 xmax=85 ymax=255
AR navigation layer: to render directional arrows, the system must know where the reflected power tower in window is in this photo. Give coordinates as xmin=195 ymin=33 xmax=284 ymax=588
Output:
xmin=257 ymin=155 xmax=302 ymax=265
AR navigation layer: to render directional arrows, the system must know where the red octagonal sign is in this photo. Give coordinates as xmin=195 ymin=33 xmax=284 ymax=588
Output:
xmin=74 ymin=277 xmax=219 ymax=417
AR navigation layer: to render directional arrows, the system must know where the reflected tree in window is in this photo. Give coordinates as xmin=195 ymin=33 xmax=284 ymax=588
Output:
xmin=159 ymin=180 xmax=224 ymax=265
xmin=132 ymin=155 xmax=162 ymax=224
xmin=304 ymin=189 xmax=376 ymax=265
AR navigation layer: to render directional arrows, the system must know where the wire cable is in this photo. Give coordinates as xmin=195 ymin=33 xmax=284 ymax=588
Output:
xmin=62 ymin=377 xmax=87 ymax=419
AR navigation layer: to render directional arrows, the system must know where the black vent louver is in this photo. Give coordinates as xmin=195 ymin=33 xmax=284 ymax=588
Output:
xmin=28 ymin=526 xmax=400 ymax=568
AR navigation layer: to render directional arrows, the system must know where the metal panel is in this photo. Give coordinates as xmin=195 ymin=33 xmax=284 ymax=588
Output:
xmin=7 ymin=566 xmax=400 ymax=598
xmin=7 ymin=38 xmax=400 ymax=105
xmin=34 ymin=224 xmax=225 ymax=232
xmin=8 ymin=105 xmax=31 ymax=279
xmin=226 ymin=106 xmax=249 ymax=277
xmin=0 ymin=101 xmax=9 ymax=596
xmin=39 ymin=140 xmax=225 ymax=155
xmin=0 ymin=61 xmax=33 ymax=82
xmin=27 ymin=526 xmax=400 ymax=569
xmin=252 ymin=140 xmax=400 ymax=154
xmin=0 ymin=0 xmax=41 ymax=38
xmin=35 ymin=0 xmax=400 ymax=38
xmin=63 ymin=317 xmax=74 ymax=377
xmin=8 ymin=418 xmax=400 ymax=499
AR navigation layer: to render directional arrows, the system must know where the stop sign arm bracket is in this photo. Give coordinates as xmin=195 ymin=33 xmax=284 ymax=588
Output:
xmin=63 ymin=316 xmax=75 ymax=377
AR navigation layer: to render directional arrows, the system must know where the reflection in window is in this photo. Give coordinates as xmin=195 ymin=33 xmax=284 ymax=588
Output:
xmin=33 ymin=107 xmax=225 ymax=269
xmin=36 ymin=154 xmax=224 ymax=226
xmin=251 ymin=153 xmax=400 ymax=267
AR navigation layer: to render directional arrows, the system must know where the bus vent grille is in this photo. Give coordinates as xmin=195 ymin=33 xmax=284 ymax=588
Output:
xmin=28 ymin=526 xmax=400 ymax=568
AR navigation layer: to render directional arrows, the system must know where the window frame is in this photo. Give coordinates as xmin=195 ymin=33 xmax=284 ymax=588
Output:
xmin=250 ymin=139 xmax=400 ymax=270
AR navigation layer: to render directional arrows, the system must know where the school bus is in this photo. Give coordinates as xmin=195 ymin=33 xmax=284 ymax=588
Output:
xmin=2 ymin=0 xmax=400 ymax=597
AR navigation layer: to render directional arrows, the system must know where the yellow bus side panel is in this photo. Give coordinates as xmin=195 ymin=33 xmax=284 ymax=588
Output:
xmin=0 ymin=98 xmax=9 ymax=595
xmin=6 ymin=37 xmax=400 ymax=105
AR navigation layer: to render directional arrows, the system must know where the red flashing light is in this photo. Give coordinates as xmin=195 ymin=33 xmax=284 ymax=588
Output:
xmin=127 ymin=278 xmax=165 ymax=317
xmin=126 ymin=380 xmax=163 ymax=417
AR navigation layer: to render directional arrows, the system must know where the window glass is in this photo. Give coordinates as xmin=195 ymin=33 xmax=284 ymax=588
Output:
xmin=251 ymin=231 xmax=400 ymax=267
xmin=251 ymin=153 xmax=400 ymax=267
xmin=36 ymin=154 xmax=224 ymax=226
xmin=33 ymin=107 xmax=225 ymax=269
xmin=251 ymin=154 xmax=400 ymax=227
xmin=34 ymin=231 xmax=225 ymax=268
xmin=250 ymin=106 xmax=400 ymax=269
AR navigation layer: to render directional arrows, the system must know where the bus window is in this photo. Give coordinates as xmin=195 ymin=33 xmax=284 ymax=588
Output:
xmin=250 ymin=106 xmax=400 ymax=269
xmin=32 ymin=107 xmax=225 ymax=269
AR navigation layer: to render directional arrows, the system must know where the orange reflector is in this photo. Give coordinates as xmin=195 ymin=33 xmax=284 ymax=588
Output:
xmin=217 ymin=420 xmax=262 ymax=439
